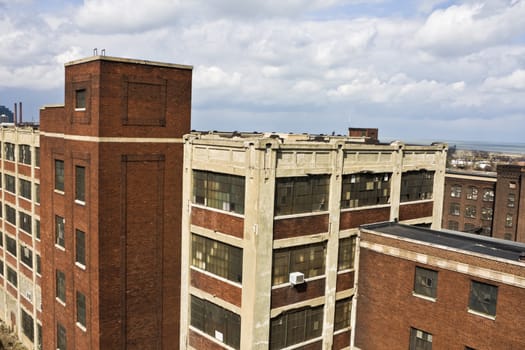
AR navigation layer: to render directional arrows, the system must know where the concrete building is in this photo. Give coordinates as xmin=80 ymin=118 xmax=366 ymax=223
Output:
xmin=0 ymin=125 xmax=41 ymax=349
xmin=180 ymin=132 xmax=447 ymax=349
xmin=39 ymin=56 xmax=192 ymax=350
xmin=354 ymin=222 xmax=525 ymax=349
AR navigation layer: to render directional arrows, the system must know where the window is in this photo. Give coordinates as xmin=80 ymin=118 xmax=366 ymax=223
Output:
xmin=272 ymin=243 xmax=326 ymax=285
xmin=4 ymin=204 xmax=15 ymax=225
xmin=75 ymin=166 xmax=86 ymax=203
xmin=275 ymin=175 xmax=330 ymax=215
xmin=409 ymin=327 xmax=432 ymax=350
xmin=448 ymin=220 xmax=459 ymax=231
xmin=0 ymin=231 xmax=2 ymax=246
xmin=414 ymin=267 xmax=438 ymax=299
xmin=481 ymin=207 xmax=493 ymax=221
xmin=56 ymin=270 xmax=66 ymax=303
xmin=191 ymin=295 xmax=240 ymax=349
xmin=57 ymin=323 xmax=67 ymax=350
xmin=449 ymin=203 xmax=460 ymax=216
xmin=450 ymin=185 xmax=462 ymax=198
xmin=20 ymin=245 xmax=33 ymax=269
xmin=193 ymin=170 xmax=245 ymax=214
xmin=75 ymin=229 xmax=86 ymax=266
xmin=5 ymin=174 xmax=15 ymax=193
xmin=508 ymin=193 xmax=515 ymax=208
xmin=400 ymin=171 xmax=434 ymax=202
xmin=20 ymin=179 xmax=32 ymax=200
xmin=7 ymin=266 xmax=17 ymax=287
xmin=76 ymin=291 xmax=86 ymax=328
xmin=6 ymin=235 xmax=17 ymax=257
xmin=75 ymin=89 xmax=87 ymax=110
xmin=464 ymin=223 xmax=477 ymax=233
xmin=36 ymin=255 xmax=41 ymax=275
xmin=482 ymin=189 xmax=494 ymax=202
xmin=21 ymin=309 xmax=34 ymax=342
xmin=469 ymin=280 xmax=498 ymax=317
xmin=35 ymin=147 xmax=40 ymax=167
xmin=0 ymin=260 xmax=3 ymax=276
xmin=55 ymin=160 xmax=64 ymax=192
xmin=505 ymin=214 xmax=513 ymax=228
xmin=55 ymin=216 xmax=65 ymax=248
xmin=481 ymin=226 xmax=491 ymax=236
xmin=465 ymin=206 xmax=477 ymax=218
xmin=341 ymin=172 xmax=391 ymax=208
xmin=334 ymin=298 xmax=352 ymax=331
xmin=338 ymin=236 xmax=356 ymax=271
xmin=4 ymin=142 xmax=15 ymax=161
xmin=270 ymin=305 xmax=324 ymax=349
xmin=509 ymin=181 xmax=516 ymax=189
xmin=18 ymin=144 xmax=31 ymax=165
xmin=35 ymin=183 xmax=40 ymax=204
xmin=35 ymin=220 xmax=40 ymax=240
xmin=191 ymin=234 xmax=242 ymax=283
xmin=466 ymin=186 xmax=478 ymax=200
xmin=19 ymin=212 xmax=32 ymax=234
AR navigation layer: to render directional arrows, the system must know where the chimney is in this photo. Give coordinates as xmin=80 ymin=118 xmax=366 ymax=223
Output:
xmin=14 ymin=102 xmax=17 ymax=125
xmin=19 ymin=102 xmax=22 ymax=124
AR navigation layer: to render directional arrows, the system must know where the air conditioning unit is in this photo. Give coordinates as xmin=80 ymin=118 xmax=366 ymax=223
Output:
xmin=289 ymin=272 xmax=305 ymax=286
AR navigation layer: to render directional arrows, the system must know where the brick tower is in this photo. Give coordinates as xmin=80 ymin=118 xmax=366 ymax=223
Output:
xmin=40 ymin=56 xmax=192 ymax=349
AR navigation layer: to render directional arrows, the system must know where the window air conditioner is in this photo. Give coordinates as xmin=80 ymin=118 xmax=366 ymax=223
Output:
xmin=289 ymin=272 xmax=305 ymax=286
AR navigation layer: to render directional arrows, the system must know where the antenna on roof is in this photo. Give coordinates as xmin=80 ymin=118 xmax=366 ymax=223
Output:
xmin=101 ymin=49 xmax=106 ymax=56
xmin=93 ymin=48 xmax=98 ymax=56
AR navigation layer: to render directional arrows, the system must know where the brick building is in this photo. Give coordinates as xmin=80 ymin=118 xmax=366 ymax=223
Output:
xmin=0 ymin=126 xmax=41 ymax=349
xmin=180 ymin=132 xmax=447 ymax=349
xmin=354 ymin=222 xmax=525 ymax=349
xmin=38 ymin=56 xmax=192 ymax=350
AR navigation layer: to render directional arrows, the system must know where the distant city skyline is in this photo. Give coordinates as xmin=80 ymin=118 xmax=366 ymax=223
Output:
xmin=1 ymin=0 xmax=524 ymax=142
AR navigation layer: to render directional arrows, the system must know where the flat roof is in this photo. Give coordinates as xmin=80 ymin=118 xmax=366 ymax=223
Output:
xmin=65 ymin=55 xmax=193 ymax=70
xmin=362 ymin=222 xmax=525 ymax=262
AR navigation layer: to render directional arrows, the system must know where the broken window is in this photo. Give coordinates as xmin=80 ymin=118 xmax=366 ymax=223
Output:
xmin=400 ymin=170 xmax=434 ymax=202
xmin=341 ymin=172 xmax=391 ymax=209
xmin=275 ymin=175 xmax=330 ymax=215
xmin=192 ymin=170 xmax=245 ymax=214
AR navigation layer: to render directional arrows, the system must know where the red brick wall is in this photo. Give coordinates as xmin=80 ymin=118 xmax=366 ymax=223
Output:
xmin=273 ymin=214 xmax=329 ymax=239
xmin=399 ymin=201 xmax=433 ymax=221
xmin=271 ymin=278 xmax=325 ymax=309
xmin=333 ymin=330 xmax=351 ymax=349
xmin=190 ymin=269 xmax=241 ymax=307
xmin=191 ymin=207 xmax=244 ymax=238
xmin=336 ymin=271 xmax=354 ymax=292
xmin=339 ymin=207 xmax=390 ymax=230
xmin=189 ymin=329 xmax=228 ymax=350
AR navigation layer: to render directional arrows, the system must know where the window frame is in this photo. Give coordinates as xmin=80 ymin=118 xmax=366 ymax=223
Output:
xmin=413 ymin=266 xmax=438 ymax=299
xmin=55 ymin=159 xmax=65 ymax=192
xmin=56 ymin=270 xmax=66 ymax=304
xmin=468 ymin=280 xmax=498 ymax=317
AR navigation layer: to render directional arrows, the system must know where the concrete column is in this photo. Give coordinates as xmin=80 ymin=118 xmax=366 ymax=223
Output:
xmin=431 ymin=146 xmax=448 ymax=229
xmin=389 ymin=142 xmax=404 ymax=221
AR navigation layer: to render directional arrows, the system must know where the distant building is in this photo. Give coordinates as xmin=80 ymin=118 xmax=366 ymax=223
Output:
xmin=180 ymin=132 xmax=447 ymax=349
xmin=354 ymin=222 xmax=525 ymax=349
xmin=493 ymin=164 xmax=525 ymax=242
xmin=348 ymin=128 xmax=378 ymax=143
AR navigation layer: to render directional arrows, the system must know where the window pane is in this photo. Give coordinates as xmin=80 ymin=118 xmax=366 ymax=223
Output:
xmin=55 ymin=160 xmax=64 ymax=191
xmin=401 ymin=171 xmax=434 ymax=202
xmin=192 ymin=170 xmax=245 ymax=214
xmin=414 ymin=267 xmax=438 ymax=298
xmin=75 ymin=166 xmax=86 ymax=202
xmin=469 ymin=280 xmax=498 ymax=316
xmin=191 ymin=234 xmax=242 ymax=283
xmin=275 ymin=175 xmax=330 ymax=215
xmin=341 ymin=173 xmax=391 ymax=209
xmin=76 ymin=230 xmax=86 ymax=266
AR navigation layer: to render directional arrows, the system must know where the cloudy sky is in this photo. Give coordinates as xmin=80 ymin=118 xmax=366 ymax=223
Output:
xmin=1 ymin=0 xmax=524 ymax=143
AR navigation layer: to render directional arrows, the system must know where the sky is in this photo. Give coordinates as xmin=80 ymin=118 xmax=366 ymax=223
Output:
xmin=0 ymin=0 xmax=524 ymax=143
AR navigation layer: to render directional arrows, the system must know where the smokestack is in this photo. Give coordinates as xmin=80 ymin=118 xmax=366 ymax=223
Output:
xmin=19 ymin=102 xmax=22 ymax=124
xmin=14 ymin=103 xmax=17 ymax=124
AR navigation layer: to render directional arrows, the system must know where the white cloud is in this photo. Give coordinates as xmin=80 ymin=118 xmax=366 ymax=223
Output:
xmin=483 ymin=69 xmax=525 ymax=91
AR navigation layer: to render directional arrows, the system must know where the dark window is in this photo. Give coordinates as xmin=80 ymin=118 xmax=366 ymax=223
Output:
xmin=505 ymin=214 xmax=513 ymax=228
xmin=20 ymin=245 xmax=33 ymax=269
xmin=75 ymin=89 xmax=86 ymax=109
xmin=76 ymin=291 xmax=86 ymax=327
xmin=35 ymin=220 xmax=40 ymax=240
xmin=36 ymin=255 xmax=41 ymax=275
xmin=338 ymin=236 xmax=356 ymax=271
xmin=21 ymin=308 xmax=34 ymax=342
xmin=7 ymin=266 xmax=17 ymax=287
xmin=35 ymin=147 xmax=40 ymax=167
xmin=466 ymin=186 xmax=478 ymax=200
xmin=449 ymin=203 xmax=460 ymax=216
xmin=5 ymin=205 xmax=15 ymax=225
xmin=19 ymin=211 xmax=32 ymax=234
xmin=55 ymin=160 xmax=64 ymax=191
xmin=0 ymin=260 xmax=3 ymax=276
xmin=400 ymin=171 xmax=434 ymax=202
xmin=481 ymin=207 xmax=493 ymax=220
xmin=191 ymin=234 xmax=242 ymax=283
xmin=508 ymin=193 xmax=515 ymax=208
xmin=5 ymin=174 xmax=15 ymax=193
xmin=272 ymin=243 xmax=326 ymax=285
xmin=341 ymin=172 xmax=391 ymax=208
xmin=334 ymin=298 xmax=352 ymax=331
xmin=57 ymin=323 xmax=67 ymax=350
xmin=75 ymin=166 xmax=86 ymax=203
xmin=4 ymin=143 xmax=15 ymax=161
xmin=6 ymin=235 xmax=17 ymax=257
xmin=409 ymin=327 xmax=432 ymax=350
xmin=55 ymin=216 xmax=65 ymax=248
xmin=20 ymin=179 xmax=32 ymax=200
xmin=482 ymin=189 xmax=494 ymax=202
xmin=191 ymin=295 xmax=240 ymax=349
xmin=465 ymin=206 xmax=477 ymax=218
xmin=448 ymin=220 xmax=459 ymax=230
xmin=0 ymin=231 xmax=2 ymax=246
xmin=414 ymin=267 xmax=437 ymax=298
xmin=193 ymin=170 xmax=245 ymax=214
xmin=469 ymin=280 xmax=498 ymax=316
xmin=450 ymin=185 xmax=462 ymax=198
xmin=56 ymin=270 xmax=66 ymax=303
xmin=275 ymin=175 xmax=330 ymax=215
xmin=18 ymin=145 xmax=31 ymax=165
xmin=75 ymin=229 xmax=86 ymax=266
xmin=35 ymin=183 xmax=40 ymax=204
xmin=270 ymin=305 xmax=324 ymax=349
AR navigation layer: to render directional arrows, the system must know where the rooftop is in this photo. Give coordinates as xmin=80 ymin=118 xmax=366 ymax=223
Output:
xmin=362 ymin=222 xmax=525 ymax=263
xmin=65 ymin=55 xmax=193 ymax=70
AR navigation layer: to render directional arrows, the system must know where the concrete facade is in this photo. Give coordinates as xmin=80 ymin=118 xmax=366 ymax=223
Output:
xmin=180 ymin=132 xmax=447 ymax=349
